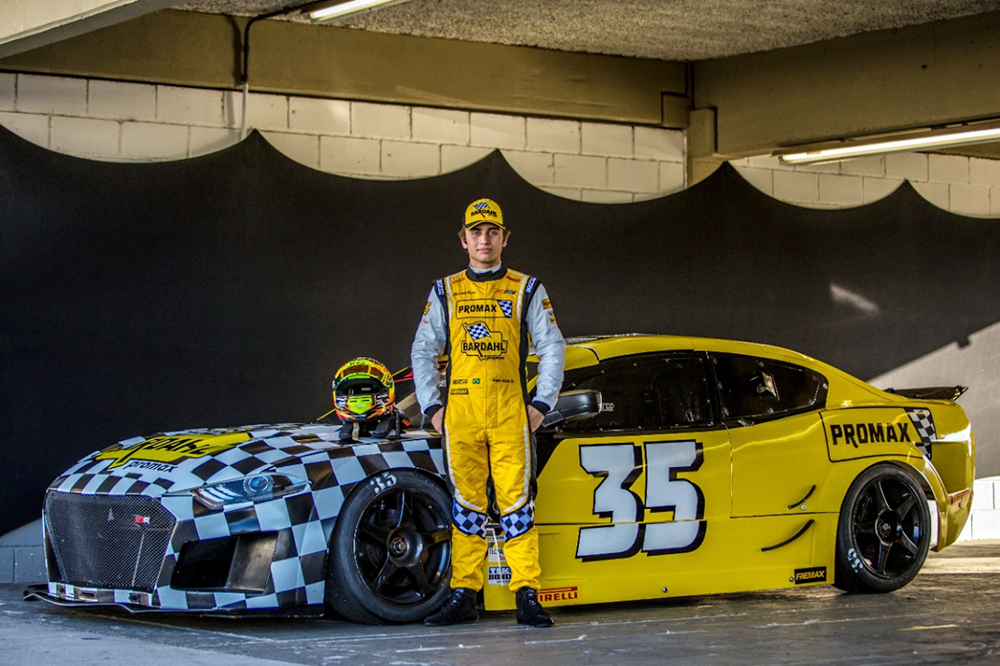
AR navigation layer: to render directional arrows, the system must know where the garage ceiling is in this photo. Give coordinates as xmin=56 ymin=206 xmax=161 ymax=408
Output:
xmin=178 ymin=0 xmax=1000 ymax=61
xmin=2 ymin=0 xmax=999 ymax=163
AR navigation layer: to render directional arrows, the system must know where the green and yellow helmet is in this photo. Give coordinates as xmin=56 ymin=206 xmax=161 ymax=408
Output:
xmin=332 ymin=357 xmax=395 ymax=423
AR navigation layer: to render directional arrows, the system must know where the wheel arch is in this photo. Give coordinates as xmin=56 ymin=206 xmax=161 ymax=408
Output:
xmin=883 ymin=457 xmax=952 ymax=551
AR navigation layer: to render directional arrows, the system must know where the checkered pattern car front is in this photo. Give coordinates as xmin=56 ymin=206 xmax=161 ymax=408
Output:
xmin=42 ymin=425 xmax=444 ymax=612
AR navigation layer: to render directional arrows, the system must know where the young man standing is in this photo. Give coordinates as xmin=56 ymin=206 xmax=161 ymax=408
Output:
xmin=411 ymin=198 xmax=566 ymax=627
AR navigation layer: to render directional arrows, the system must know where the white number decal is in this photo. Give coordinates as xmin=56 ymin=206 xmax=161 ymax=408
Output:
xmin=369 ymin=473 xmax=397 ymax=495
xmin=577 ymin=444 xmax=643 ymax=558
xmin=576 ymin=440 xmax=705 ymax=561
xmin=642 ymin=441 xmax=704 ymax=554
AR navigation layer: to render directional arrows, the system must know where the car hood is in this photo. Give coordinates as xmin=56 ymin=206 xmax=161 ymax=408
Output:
xmin=50 ymin=423 xmax=435 ymax=496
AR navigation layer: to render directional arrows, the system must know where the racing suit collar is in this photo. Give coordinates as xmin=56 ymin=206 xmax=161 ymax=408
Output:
xmin=466 ymin=263 xmax=507 ymax=282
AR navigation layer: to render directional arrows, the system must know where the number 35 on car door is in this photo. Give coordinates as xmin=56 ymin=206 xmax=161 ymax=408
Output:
xmin=534 ymin=430 xmax=731 ymax=605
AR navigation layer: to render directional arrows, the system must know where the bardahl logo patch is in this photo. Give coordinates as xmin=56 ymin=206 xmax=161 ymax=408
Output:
xmin=793 ymin=566 xmax=827 ymax=584
xmin=462 ymin=322 xmax=508 ymax=359
xmin=472 ymin=200 xmax=498 ymax=220
xmin=96 ymin=432 xmax=251 ymax=469
xmin=829 ymin=422 xmax=913 ymax=448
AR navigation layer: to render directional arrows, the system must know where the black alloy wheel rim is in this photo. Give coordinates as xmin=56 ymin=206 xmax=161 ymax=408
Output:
xmin=354 ymin=487 xmax=451 ymax=605
xmin=851 ymin=477 xmax=925 ymax=579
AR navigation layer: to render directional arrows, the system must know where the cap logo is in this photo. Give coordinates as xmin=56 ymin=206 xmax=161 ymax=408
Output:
xmin=471 ymin=203 xmax=497 ymax=219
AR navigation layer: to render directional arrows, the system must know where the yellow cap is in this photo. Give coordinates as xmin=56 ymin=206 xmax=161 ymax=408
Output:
xmin=464 ymin=198 xmax=506 ymax=230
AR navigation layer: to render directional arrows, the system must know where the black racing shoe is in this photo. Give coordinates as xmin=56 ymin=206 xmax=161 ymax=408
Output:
xmin=424 ymin=588 xmax=479 ymax=626
xmin=515 ymin=587 xmax=554 ymax=627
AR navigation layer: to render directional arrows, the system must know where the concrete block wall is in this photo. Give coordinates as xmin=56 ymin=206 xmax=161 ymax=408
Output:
xmin=0 ymin=72 xmax=686 ymax=203
xmin=0 ymin=520 xmax=45 ymax=584
xmin=961 ymin=477 xmax=1000 ymax=541
xmin=732 ymin=154 xmax=1000 ymax=217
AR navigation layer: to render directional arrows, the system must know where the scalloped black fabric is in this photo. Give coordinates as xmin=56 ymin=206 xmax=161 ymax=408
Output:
xmin=2 ymin=124 xmax=999 ymax=533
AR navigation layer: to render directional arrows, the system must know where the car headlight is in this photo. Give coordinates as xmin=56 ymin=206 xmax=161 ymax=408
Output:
xmin=189 ymin=473 xmax=309 ymax=510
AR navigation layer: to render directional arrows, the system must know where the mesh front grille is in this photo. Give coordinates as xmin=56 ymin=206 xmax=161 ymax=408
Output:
xmin=45 ymin=492 xmax=176 ymax=592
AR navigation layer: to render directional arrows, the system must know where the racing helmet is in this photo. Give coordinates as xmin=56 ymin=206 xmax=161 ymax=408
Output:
xmin=332 ymin=357 xmax=395 ymax=423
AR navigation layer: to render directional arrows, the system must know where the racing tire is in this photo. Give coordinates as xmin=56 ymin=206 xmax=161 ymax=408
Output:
xmin=834 ymin=464 xmax=931 ymax=593
xmin=325 ymin=469 xmax=452 ymax=624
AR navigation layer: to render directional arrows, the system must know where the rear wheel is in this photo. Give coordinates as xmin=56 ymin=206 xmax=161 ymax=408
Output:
xmin=834 ymin=464 xmax=931 ymax=593
xmin=325 ymin=470 xmax=452 ymax=624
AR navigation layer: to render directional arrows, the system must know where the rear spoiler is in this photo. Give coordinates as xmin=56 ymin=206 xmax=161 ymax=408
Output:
xmin=885 ymin=385 xmax=968 ymax=401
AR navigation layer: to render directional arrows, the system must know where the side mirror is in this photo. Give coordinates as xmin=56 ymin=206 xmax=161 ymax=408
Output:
xmin=542 ymin=390 xmax=602 ymax=428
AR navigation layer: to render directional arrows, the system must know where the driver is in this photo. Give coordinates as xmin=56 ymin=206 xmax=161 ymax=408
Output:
xmin=411 ymin=198 xmax=566 ymax=627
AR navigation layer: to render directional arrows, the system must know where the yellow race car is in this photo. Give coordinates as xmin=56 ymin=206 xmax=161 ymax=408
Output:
xmin=32 ymin=334 xmax=973 ymax=624
xmin=479 ymin=334 xmax=974 ymax=611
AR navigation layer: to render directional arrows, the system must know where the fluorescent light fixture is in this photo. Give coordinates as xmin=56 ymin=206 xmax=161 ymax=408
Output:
xmin=776 ymin=120 xmax=1000 ymax=165
xmin=305 ymin=0 xmax=411 ymax=22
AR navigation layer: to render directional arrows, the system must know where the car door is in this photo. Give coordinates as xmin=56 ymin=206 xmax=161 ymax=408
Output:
xmin=712 ymin=352 xmax=832 ymax=518
xmin=711 ymin=352 xmax=838 ymax=585
xmin=527 ymin=352 xmax=732 ymax=607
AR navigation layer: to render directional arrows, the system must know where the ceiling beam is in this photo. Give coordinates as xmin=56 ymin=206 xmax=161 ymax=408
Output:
xmin=0 ymin=0 xmax=174 ymax=59
xmin=692 ymin=11 xmax=1000 ymax=159
xmin=0 ymin=9 xmax=688 ymax=127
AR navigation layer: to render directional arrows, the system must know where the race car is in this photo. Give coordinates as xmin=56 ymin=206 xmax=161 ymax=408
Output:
xmin=28 ymin=335 xmax=975 ymax=624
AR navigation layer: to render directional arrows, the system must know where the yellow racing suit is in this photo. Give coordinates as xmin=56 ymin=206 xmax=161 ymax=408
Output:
xmin=411 ymin=264 xmax=565 ymax=592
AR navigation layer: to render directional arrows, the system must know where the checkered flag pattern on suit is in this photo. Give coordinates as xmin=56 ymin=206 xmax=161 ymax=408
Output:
xmin=498 ymin=300 xmax=513 ymax=318
xmin=465 ymin=322 xmax=490 ymax=340
xmin=452 ymin=501 xmax=488 ymax=538
xmin=500 ymin=501 xmax=534 ymax=540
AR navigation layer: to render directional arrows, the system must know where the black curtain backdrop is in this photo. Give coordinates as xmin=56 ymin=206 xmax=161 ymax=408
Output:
xmin=2 ymin=126 xmax=999 ymax=535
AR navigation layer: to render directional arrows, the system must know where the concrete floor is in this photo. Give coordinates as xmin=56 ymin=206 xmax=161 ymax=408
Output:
xmin=2 ymin=542 xmax=999 ymax=665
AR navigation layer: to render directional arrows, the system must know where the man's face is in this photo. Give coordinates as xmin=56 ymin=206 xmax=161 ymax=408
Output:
xmin=461 ymin=223 xmax=508 ymax=269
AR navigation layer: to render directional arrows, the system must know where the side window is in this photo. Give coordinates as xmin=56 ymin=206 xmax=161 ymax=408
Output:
xmin=712 ymin=353 xmax=828 ymax=424
xmin=561 ymin=354 xmax=714 ymax=431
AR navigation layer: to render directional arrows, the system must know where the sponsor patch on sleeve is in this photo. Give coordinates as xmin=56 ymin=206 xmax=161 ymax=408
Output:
xmin=423 ymin=301 xmax=431 ymax=316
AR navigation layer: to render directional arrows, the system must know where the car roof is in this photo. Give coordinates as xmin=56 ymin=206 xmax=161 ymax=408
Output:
xmin=566 ymin=333 xmax=815 ymax=365
xmin=557 ymin=333 xmax=899 ymax=408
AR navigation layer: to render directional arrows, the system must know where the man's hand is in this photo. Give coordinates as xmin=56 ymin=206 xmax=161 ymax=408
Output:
xmin=527 ymin=405 xmax=545 ymax=432
xmin=431 ymin=408 xmax=444 ymax=433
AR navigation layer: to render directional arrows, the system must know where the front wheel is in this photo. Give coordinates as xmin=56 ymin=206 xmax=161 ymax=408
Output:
xmin=834 ymin=464 xmax=931 ymax=593
xmin=325 ymin=470 xmax=452 ymax=624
